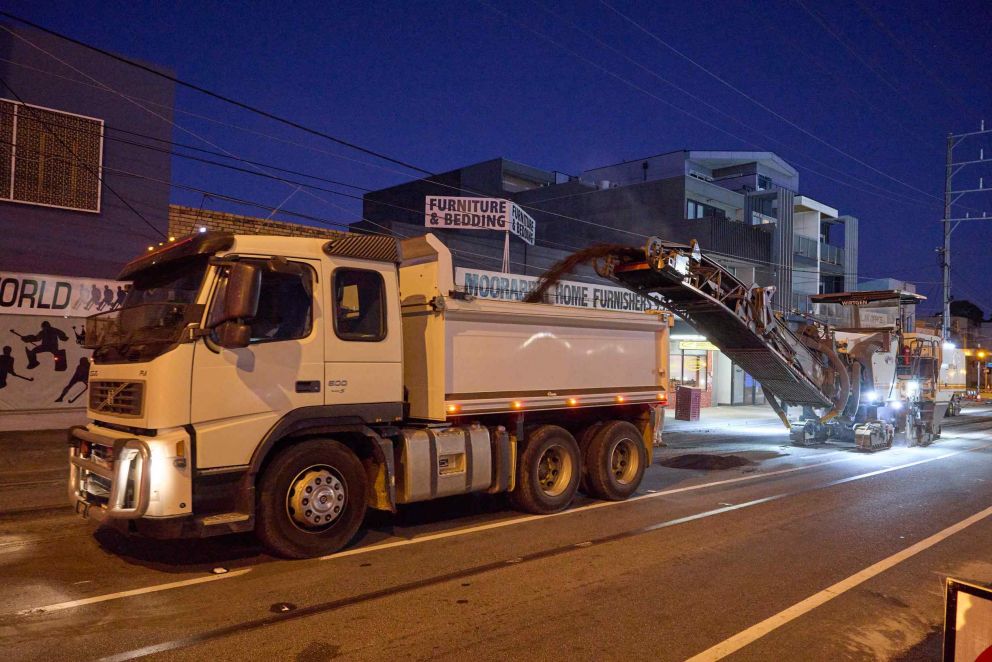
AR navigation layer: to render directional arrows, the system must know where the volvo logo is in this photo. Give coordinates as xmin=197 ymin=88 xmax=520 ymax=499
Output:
xmin=97 ymin=382 xmax=130 ymax=411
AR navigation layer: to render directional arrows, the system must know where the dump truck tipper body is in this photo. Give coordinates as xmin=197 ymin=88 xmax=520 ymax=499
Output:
xmin=69 ymin=232 xmax=669 ymax=557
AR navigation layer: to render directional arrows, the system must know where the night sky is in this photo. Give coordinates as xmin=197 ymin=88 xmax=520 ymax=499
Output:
xmin=9 ymin=0 xmax=992 ymax=315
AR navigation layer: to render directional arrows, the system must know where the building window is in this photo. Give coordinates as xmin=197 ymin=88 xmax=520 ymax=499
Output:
xmin=669 ymin=349 xmax=709 ymax=389
xmin=333 ymin=268 xmax=386 ymax=341
xmin=757 ymin=175 xmax=773 ymax=190
xmin=686 ymin=198 xmax=727 ymax=220
xmin=0 ymin=99 xmax=103 ymax=212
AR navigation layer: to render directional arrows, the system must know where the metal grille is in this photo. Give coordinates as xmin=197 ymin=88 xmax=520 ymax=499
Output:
xmin=0 ymin=100 xmax=13 ymax=199
xmin=4 ymin=100 xmax=103 ymax=212
xmin=89 ymin=381 xmax=144 ymax=417
xmin=323 ymin=232 xmax=399 ymax=262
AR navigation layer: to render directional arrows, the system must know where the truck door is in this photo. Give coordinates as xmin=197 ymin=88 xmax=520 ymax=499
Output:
xmin=190 ymin=258 xmax=324 ymax=469
xmin=323 ymin=258 xmax=402 ymax=413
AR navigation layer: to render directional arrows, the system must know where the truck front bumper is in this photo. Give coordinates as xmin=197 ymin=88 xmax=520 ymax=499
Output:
xmin=68 ymin=425 xmax=193 ymax=526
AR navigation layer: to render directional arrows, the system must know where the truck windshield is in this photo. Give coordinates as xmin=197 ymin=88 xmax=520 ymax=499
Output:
xmin=85 ymin=256 xmax=209 ymax=363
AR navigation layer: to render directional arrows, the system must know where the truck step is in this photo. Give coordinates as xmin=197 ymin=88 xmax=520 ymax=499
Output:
xmin=198 ymin=512 xmax=250 ymax=525
xmin=195 ymin=512 xmax=253 ymax=536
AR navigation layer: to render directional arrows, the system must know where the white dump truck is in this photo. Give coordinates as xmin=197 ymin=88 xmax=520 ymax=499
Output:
xmin=70 ymin=232 xmax=669 ymax=558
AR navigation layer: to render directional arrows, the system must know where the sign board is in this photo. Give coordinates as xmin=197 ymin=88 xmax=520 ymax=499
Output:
xmin=0 ymin=272 xmax=129 ymax=413
xmin=508 ymin=203 xmax=535 ymax=245
xmin=679 ymin=340 xmax=717 ymax=351
xmin=425 ymin=196 xmax=535 ymax=245
xmin=944 ymin=578 xmax=992 ymax=661
xmin=0 ymin=272 xmax=129 ymax=318
xmin=455 ymin=267 xmax=661 ymax=313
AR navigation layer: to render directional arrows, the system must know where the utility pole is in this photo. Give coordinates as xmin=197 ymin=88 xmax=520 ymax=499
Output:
xmin=942 ymin=135 xmax=953 ymax=340
xmin=940 ymin=120 xmax=992 ymax=341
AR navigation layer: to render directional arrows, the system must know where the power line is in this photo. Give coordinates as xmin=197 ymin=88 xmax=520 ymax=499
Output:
xmin=851 ymin=0 xmax=984 ymax=121
xmin=0 ymin=104 xmax=372 ymax=194
xmin=0 ymin=24 xmax=385 ymax=242
xmin=0 ymin=76 xmax=165 ymax=240
xmin=528 ymin=1 xmax=940 ymax=209
xmin=595 ymin=0 xmax=947 ymax=203
xmin=3 ymin=15 xmax=947 ymax=275
xmin=791 ymin=0 xmax=918 ymax=110
xmin=0 ymin=17 xmax=944 ymax=293
xmin=0 ymin=12 xmax=434 ymax=177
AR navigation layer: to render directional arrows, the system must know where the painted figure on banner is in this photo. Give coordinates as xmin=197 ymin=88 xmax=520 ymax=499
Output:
xmin=100 ymin=285 xmax=114 ymax=311
xmin=56 ymin=357 xmax=90 ymax=403
xmin=85 ymin=284 xmax=101 ymax=311
xmin=11 ymin=321 xmax=69 ymax=372
xmin=113 ymin=286 xmax=127 ymax=310
xmin=72 ymin=285 xmax=92 ymax=311
xmin=0 ymin=345 xmax=34 ymax=389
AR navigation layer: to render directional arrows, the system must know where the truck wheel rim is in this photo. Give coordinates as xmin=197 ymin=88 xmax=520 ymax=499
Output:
xmin=610 ymin=437 xmax=639 ymax=485
xmin=286 ymin=465 xmax=347 ymax=532
xmin=537 ymin=445 xmax=572 ymax=497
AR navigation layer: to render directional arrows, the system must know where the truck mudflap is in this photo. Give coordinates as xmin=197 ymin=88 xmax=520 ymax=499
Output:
xmin=69 ymin=427 xmax=151 ymax=520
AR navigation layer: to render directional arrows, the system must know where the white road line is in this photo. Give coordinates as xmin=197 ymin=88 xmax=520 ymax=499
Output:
xmin=16 ymin=569 xmax=252 ymax=616
xmin=320 ymin=452 xmax=867 ymax=560
xmin=686 ymin=503 xmax=992 ymax=662
xmin=16 ymin=441 xmax=989 ymax=616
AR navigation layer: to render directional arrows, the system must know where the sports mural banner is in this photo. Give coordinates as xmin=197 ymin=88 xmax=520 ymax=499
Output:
xmin=0 ymin=272 xmax=128 ymax=412
xmin=454 ymin=267 xmax=661 ymax=313
xmin=0 ymin=271 xmax=129 ymax=317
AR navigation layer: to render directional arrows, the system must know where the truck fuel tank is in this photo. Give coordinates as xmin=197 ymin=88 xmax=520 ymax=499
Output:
xmin=396 ymin=424 xmax=502 ymax=503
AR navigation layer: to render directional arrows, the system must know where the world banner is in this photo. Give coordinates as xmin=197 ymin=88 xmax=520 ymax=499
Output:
xmin=0 ymin=272 xmax=128 ymax=413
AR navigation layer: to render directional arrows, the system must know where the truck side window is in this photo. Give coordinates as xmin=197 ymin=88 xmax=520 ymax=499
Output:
xmin=209 ymin=262 xmax=313 ymax=343
xmin=250 ymin=269 xmax=313 ymax=342
xmin=333 ymin=268 xmax=385 ymax=341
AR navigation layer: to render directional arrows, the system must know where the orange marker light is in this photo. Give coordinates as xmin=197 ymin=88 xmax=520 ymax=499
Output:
xmin=567 ymin=398 xmax=578 ymax=406
xmin=446 ymin=404 xmax=459 ymax=414
xmin=512 ymin=400 xmax=523 ymax=409
xmin=616 ymin=395 xmax=625 ymax=403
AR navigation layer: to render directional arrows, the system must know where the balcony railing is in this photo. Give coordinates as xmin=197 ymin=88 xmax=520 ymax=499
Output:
xmin=793 ymin=235 xmax=844 ymax=266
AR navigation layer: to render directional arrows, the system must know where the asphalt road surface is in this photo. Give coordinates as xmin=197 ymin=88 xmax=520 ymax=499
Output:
xmin=3 ymin=406 xmax=992 ymax=661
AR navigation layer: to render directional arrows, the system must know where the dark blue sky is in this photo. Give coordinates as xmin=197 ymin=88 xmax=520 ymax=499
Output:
xmin=13 ymin=0 xmax=992 ymax=314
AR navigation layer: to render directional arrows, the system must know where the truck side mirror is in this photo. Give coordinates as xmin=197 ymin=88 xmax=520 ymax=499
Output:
xmin=215 ymin=320 xmax=251 ymax=349
xmin=212 ymin=262 xmax=261 ymax=327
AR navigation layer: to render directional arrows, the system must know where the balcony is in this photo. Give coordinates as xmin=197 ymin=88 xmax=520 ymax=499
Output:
xmin=750 ymin=211 xmax=777 ymax=226
xmin=793 ymin=235 xmax=844 ymax=266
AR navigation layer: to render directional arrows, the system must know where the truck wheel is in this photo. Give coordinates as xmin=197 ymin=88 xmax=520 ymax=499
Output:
xmin=584 ymin=421 xmax=646 ymax=500
xmin=577 ymin=421 xmax=605 ymax=494
xmin=509 ymin=425 xmax=580 ymax=514
xmin=255 ymin=439 xmax=367 ymax=559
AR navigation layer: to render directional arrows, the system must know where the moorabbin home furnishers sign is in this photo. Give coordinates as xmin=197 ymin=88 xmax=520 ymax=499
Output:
xmin=455 ymin=267 xmax=662 ymax=313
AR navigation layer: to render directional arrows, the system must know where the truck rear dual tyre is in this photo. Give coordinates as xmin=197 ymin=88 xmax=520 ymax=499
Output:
xmin=583 ymin=421 xmax=646 ymax=501
xmin=255 ymin=439 xmax=368 ymax=559
xmin=509 ymin=425 xmax=580 ymax=514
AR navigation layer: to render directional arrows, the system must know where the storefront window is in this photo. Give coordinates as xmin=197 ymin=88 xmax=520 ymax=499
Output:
xmin=670 ymin=349 xmax=709 ymax=389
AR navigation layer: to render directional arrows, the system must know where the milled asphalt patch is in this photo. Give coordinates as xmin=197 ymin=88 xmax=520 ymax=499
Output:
xmin=659 ymin=453 xmax=757 ymax=471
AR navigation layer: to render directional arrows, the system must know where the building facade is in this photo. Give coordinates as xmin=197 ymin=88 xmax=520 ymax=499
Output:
xmin=0 ymin=24 xmax=175 ymax=279
xmin=0 ymin=25 xmax=174 ymax=429
xmin=361 ymin=151 xmax=860 ymax=406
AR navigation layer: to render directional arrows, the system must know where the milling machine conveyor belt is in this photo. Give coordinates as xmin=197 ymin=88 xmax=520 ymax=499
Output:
xmin=605 ymin=239 xmax=833 ymax=409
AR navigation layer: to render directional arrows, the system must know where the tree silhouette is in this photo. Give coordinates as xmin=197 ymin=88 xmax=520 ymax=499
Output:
xmin=950 ymin=300 xmax=985 ymax=325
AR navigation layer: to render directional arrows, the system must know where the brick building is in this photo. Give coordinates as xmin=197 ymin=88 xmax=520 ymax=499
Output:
xmin=167 ymin=205 xmax=348 ymax=242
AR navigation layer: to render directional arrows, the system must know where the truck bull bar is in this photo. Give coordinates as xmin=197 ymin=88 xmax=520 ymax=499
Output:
xmin=69 ymin=427 xmax=151 ymax=519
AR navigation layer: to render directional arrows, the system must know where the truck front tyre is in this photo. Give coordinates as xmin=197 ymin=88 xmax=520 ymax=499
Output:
xmin=509 ymin=425 xmax=580 ymax=514
xmin=255 ymin=439 xmax=368 ymax=559
xmin=584 ymin=421 xmax=646 ymax=500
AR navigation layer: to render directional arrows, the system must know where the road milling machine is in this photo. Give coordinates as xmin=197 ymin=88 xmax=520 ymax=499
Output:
xmin=527 ymin=237 xmax=954 ymax=451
